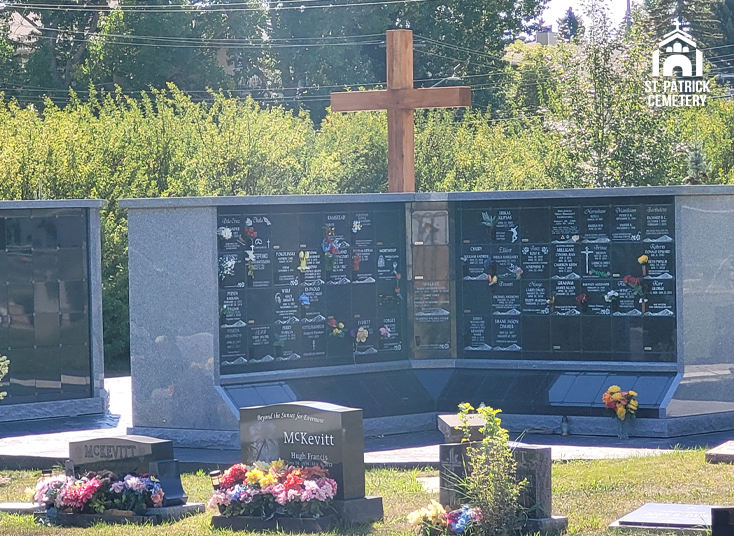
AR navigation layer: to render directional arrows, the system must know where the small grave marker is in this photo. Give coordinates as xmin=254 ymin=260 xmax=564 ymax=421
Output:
xmin=439 ymin=442 xmax=567 ymax=535
xmin=610 ymin=503 xmax=716 ymax=531
xmin=69 ymin=435 xmax=187 ymax=506
xmin=706 ymin=441 xmax=734 ymax=464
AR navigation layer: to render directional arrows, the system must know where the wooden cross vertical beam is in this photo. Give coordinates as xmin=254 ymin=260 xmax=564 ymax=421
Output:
xmin=386 ymin=30 xmax=415 ymax=193
xmin=331 ymin=30 xmax=471 ymax=193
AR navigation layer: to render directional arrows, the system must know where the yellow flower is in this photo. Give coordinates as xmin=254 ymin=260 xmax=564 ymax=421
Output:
xmin=628 ymin=390 xmax=638 ymax=397
xmin=629 ymin=400 xmax=639 ymax=409
xmin=24 ymin=487 xmax=34 ymax=500
xmin=270 ymin=459 xmax=285 ymax=471
xmin=246 ymin=469 xmax=265 ymax=485
xmin=338 ymin=322 xmax=344 ymax=329
xmin=611 ymin=392 xmax=622 ymax=401
xmin=617 ymin=406 xmax=627 ymax=420
xmin=608 ymin=385 xmax=621 ymax=394
xmin=638 ymin=255 xmax=649 ymax=264
xmin=259 ymin=473 xmax=277 ymax=487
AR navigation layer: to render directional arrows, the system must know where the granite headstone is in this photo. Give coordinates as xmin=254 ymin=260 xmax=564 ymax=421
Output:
xmin=712 ymin=507 xmax=734 ymax=536
xmin=439 ymin=442 xmax=550 ymax=517
xmin=69 ymin=435 xmax=174 ymax=475
xmin=240 ymin=401 xmax=365 ymax=501
xmin=439 ymin=442 xmax=567 ymax=535
xmin=69 ymin=435 xmax=187 ymax=506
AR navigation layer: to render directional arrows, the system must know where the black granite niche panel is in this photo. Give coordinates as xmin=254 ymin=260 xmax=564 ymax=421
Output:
xmin=457 ymin=197 xmax=676 ymax=362
xmin=217 ymin=204 xmax=408 ymax=374
xmin=1 ymin=209 xmax=92 ymax=404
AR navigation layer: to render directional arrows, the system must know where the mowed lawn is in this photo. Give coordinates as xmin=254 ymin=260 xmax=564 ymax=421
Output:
xmin=0 ymin=450 xmax=731 ymax=535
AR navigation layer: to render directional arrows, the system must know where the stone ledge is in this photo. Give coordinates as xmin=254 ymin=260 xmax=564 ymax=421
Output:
xmin=0 ymin=396 xmax=106 ymax=423
xmin=523 ymin=515 xmax=569 ymax=536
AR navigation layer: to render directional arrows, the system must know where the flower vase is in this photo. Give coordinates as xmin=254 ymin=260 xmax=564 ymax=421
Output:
xmin=642 ymin=264 xmax=648 ymax=276
xmin=617 ymin=418 xmax=629 ymax=440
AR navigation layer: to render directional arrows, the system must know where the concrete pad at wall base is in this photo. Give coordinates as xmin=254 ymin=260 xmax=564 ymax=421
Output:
xmin=0 ymin=395 xmax=107 ymax=423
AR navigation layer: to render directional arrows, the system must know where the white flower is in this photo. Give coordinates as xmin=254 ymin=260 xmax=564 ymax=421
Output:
xmin=218 ymin=227 xmax=233 ymax=240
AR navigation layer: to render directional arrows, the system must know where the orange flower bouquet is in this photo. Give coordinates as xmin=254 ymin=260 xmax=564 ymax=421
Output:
xmin=602 ymin=385 xmax=639 ymax=421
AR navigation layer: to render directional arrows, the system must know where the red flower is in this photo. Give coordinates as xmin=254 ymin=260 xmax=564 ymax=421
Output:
xmin=244 ymin=228 xmax=257 ymax=238
xmin=283 ymin=473 xmax=304 ymax=491
xmin=395 ymin=272 xmax=402 ymax=280
xmin=221 ymin=463 xmax=248 ymax=489
xmin=605 ymin=401 xmax=616 ymax=409
xmin=576 ymin=294 xmax=587 ymax=305
xmin=623 ymin=275 xmax=631 ymax=284
xmin=327 ymin=319 xmax=337 ymax=328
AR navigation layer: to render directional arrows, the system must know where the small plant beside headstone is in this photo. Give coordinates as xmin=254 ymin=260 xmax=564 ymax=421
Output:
xmin=410 ymin=404 xmax=527 ymax=536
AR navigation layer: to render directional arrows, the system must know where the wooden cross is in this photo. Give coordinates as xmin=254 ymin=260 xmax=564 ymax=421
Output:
xmin=330 ymin=30 xmax=471 ymax=193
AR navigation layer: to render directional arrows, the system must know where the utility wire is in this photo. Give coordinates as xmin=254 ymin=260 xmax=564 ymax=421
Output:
xmin=5 ymin=0 xmax=440 ymax=13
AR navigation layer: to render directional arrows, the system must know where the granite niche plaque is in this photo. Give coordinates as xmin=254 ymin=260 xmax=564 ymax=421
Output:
xmin=240 ymin=401 xmax=383 ymax=524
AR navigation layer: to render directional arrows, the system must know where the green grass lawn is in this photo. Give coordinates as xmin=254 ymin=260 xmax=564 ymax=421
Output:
xmin=0 ymin=450 xmax=731 ymax=535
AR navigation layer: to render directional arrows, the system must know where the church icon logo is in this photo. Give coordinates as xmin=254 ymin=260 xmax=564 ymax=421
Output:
xmin=652 ymin=21 xmax=703 ymax=78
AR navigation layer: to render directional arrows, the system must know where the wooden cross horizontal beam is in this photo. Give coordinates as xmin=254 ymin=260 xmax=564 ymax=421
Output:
xmin=331 ymin=87 xmax=471 ymax=113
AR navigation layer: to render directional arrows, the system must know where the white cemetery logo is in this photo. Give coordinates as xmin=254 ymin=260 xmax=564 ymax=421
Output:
xmin=645 ymin=21 xmax=710 ymax=107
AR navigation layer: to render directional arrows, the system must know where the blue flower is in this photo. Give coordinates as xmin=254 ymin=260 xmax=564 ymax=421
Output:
xmin=299 ymin=294 xmax=310 ymax=306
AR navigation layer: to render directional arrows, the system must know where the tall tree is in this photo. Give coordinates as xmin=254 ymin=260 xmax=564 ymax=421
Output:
xmin=644 ymin=0 xmax=722 ymax=44
xmin=77 ymin=0 xmax=264 ymax=94
xmin=557 ymin=7 xmax=583 ymax=41
xmin=4 ymin=0 xmax=106 ymax=95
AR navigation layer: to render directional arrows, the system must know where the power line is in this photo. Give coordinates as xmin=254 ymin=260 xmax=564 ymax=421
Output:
xmin=6 ymin=0 xmax=439 ymax=13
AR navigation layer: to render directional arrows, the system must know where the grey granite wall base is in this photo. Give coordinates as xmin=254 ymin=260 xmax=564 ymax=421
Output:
xmin=500 ymin=412 xmax=734 ymax=438
xmin=127 ymin=427 xmax=240 ymax=450
xmin=0 ymin=393 xmax=107 ymax=423
xmin=362 ymin=412 xmax=437 ymax=436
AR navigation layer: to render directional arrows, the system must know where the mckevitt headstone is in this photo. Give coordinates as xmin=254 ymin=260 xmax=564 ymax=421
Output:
xmin=611 ymin=503 xmax=716 ymax=531
xmin=69 ymin=435 xmax=174 ymax=475
xmin=69 ymin=435 xmax=187 ymax=506
xmin=240 ymin=401 xmax=383 ymax=524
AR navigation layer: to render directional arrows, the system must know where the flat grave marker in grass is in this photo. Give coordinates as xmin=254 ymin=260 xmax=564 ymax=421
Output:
xmin=706 ymin=441 xmax=734 ymax=464
xmin=610 ymin=503 xmax=718 ymax=532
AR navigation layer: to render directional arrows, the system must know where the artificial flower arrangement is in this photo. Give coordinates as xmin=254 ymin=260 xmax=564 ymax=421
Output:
xmin=32 ymin=471 xmax=164 ymax=515
xmin=602 ymin=385 xmax=639 ymax=421
xmin=408 ymin=500 xmax=483 ymax=536
xmin=208 ymin=461 xmax=337 ymax=519
xmin=623 ymin=275 xmax=648 ymax=312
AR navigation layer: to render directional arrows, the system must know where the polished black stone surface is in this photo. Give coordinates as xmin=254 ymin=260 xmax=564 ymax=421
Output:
xmin=457 ymin=197 xmax=676 ymax=362
xmin=1 ymin=209 xmax=92 ymax=404
xmin=217 ymin=204 xmax=408 ymax=375
xmin=225 ymin=368 xmax=675 ymax=418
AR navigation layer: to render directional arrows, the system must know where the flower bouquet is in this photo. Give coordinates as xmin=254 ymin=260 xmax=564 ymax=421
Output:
xmin=208 ymin=461 xmax=338 ymax=532
xmin=408 ymin=501 xmax=483 ymax=536
xmin=602 ymin=385 xmax=639 ymax=439
xmin=32 ymin=471 xmax=164 ymax=525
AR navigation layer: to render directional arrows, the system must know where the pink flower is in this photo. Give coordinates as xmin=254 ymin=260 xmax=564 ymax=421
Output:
xmin=110 ymin=481 xmax=125 ymax=494
xmin=207 ymin=490 xmax=230 ymax=509
xmin=123 ymin=475 xmax=147 ymax=494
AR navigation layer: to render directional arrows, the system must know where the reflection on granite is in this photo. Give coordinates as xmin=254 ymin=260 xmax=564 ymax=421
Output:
xmin=667 ymin=195 xmax=734 ymax=417
xmin=128 ymin=207 xmax=238 ymax=431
